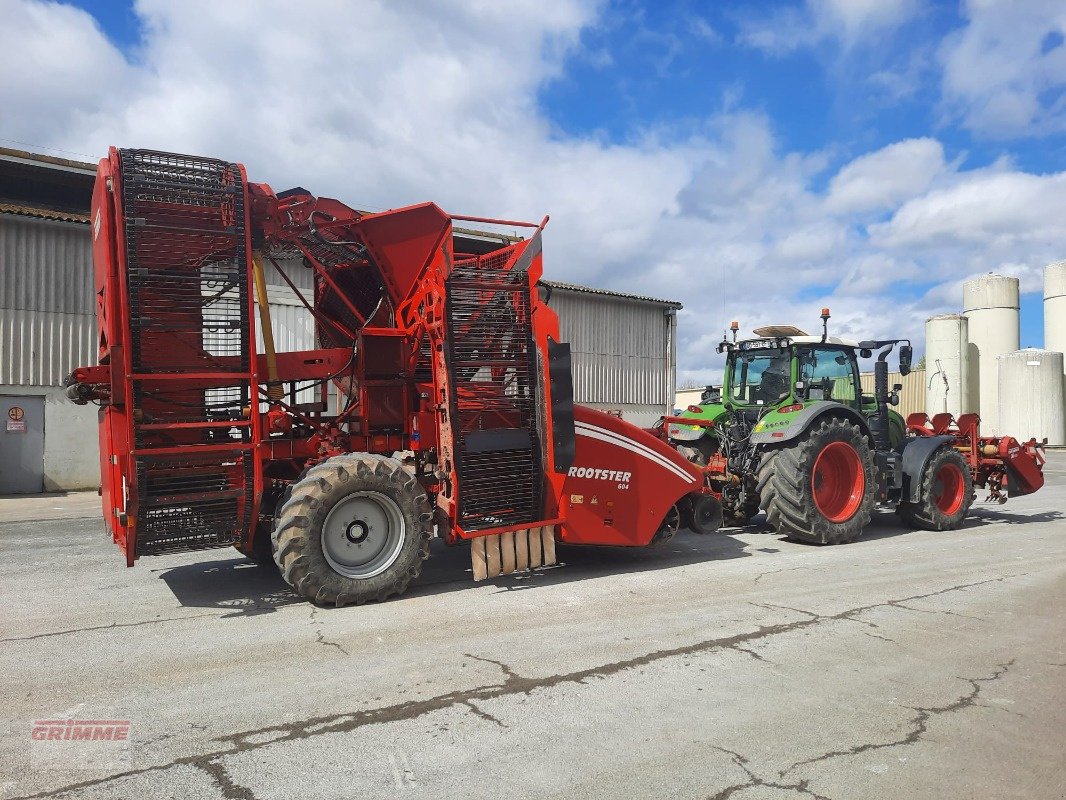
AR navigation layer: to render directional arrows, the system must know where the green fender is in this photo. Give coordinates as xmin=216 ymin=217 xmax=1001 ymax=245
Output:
xmin=750 ymin=401 xmax=871 ymax=446
xmin=667 ymin=402 xmax=727 ymax=443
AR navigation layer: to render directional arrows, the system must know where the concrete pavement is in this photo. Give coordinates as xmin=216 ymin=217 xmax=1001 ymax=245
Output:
xmin=1 ymin=454 xmax=1064 ymax=799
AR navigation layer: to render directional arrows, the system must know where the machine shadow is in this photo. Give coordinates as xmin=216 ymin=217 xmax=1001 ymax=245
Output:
xmin=155 ymin=504 xmax=1060 ymax=612
xmin=154 ymin=558 xmax=304 ymax=617
xmin=155 ymin=529 xmax=754 ymax=613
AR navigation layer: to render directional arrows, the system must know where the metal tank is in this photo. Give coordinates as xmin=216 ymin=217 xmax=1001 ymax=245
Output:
xmin=924 ymin=314 xmax=971 ymax=417
xmin=1045 ymin=262 xmax=1066 ymax=433
xmin=997 ymin=349 xmax=1065 ymax=446
xmin=963 ymin=274 xmax=1020 ymax=435
xmin=1046 ymin=261 xmax=1066 ymax=353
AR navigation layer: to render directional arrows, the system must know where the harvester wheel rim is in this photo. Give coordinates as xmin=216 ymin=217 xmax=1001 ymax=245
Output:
xmin=321 ymin=491 xmax=406 ymax=579
xmin=933 ymin=462 xmax=966 ymax=515
xmin=810 ymin=441 xmax=865 ymax=523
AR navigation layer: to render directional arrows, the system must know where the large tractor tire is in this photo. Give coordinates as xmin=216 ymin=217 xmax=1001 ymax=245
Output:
xmin=273 ymin=454 xmax=432 ymax=606
xmin=757 ymin=416 xmax=876 ymax=544
xmin=898 ymin=446 xmax=974 ymax=531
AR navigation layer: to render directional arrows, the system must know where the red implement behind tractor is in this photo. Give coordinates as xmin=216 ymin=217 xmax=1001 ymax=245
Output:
xmin=66 ymin=148 xmax=707 ymax=605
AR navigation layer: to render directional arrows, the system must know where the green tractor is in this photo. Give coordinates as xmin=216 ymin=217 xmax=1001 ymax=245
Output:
xmin=668 ymin=310 xmax=977 ymax=543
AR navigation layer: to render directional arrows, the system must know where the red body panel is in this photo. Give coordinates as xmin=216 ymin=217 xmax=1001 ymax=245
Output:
xmin=560 ymin=406 xmax=703 ymax=546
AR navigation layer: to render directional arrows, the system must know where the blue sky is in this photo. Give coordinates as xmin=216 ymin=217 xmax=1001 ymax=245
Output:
xmin=6 ymin=0 xmax=1066 ymax=380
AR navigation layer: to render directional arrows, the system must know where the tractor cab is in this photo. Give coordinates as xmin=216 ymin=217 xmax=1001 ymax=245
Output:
xmin=723 ymin=335 xmax=862 ymax=412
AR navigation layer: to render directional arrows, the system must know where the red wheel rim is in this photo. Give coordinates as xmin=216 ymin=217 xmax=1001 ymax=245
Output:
xmin=811 ymin=441 xmax=865 ymax=523
xmin=934 ymin=462 xmax=966 ymax=515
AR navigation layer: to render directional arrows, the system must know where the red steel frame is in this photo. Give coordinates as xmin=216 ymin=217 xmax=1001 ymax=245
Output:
xmin=71 ymin=150 xmax=578 ymax=560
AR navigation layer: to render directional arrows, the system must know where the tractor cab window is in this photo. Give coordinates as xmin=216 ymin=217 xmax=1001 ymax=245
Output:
xmin=796 ymin=347 xmax=859 ymax=405
xmin=730 ymin=349 xmax=791 ymax=405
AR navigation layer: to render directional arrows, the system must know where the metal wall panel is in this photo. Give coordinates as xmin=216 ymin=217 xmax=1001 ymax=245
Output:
xmin=0 ymin=215 xmax=94 ymax=314
xmin=550 ymin=290 xmax=675 ymax=413
xmin=859 ymin=369 xmax=926 ymax=420
xmin=256 ymin=297 xmax=316 ymax=354
xmin=0 ymin=308 xmax=95 ymax=387
xmin=262 ymin=253 xmax=314 ymax=292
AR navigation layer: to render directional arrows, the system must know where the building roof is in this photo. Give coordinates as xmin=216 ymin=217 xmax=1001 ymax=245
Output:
xmin=542 ymin=279 xmax=683 ymax=310
xmin=0 ymin=202 xmax=90 ymax=225
xmin=0 ymin=146 xmax=97 ymax=174
xmin=0 ymin=147 xmax=95 ymax=221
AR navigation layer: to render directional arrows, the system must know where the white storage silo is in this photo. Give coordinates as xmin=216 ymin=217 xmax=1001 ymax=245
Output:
xmin=925 ymin=314 xmax=971 ymax=417
xmin=963 ymin=274 xmax=1020 ymax=435
xmin=997 ymin=349 xmax=1065 ymax=445
xmin=1046 ymin=262 xmax=1066 ymax=432
xmin=1046 ymin=261 xmax=1066 ymax=354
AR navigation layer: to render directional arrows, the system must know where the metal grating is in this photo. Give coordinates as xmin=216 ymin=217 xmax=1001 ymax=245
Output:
xmin=120 ymin=149 xmax=250 ymax=375
xmin=118 ymin=149 xmax=255 ymax=556
xmin=135 ymin=457 xmax=250 ymax=553
xmin=445 ymin=246 xmax=543 ymax=530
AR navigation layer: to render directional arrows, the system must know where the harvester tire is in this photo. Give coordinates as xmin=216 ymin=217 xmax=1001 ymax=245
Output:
xmin=272 ymin=454 xmax=432 ymax=607
xmin=757 ymin=416 xmax=876 ymax=545
xmin=898 ymin=446 xmax=973 ymax=531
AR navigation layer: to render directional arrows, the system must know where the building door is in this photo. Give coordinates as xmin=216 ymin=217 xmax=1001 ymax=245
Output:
xmin=1 ymin=396 xmax=45 ymax=493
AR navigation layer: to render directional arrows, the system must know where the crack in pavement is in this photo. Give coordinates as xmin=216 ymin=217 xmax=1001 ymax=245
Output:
xmin=309 ymin=608 xmax=350 ymax=657
xmin=196 ymin=760 xmax=258 ymax=800
xmin=708 ymin=746 xmax=831 ymax=800
xmin=461 ymin=700 xmax=506 ymax=728
xmin=7 ymin=575 xmax=1022 ymax=800
xmin=0 ymin=613 xmax=223 ymax=643
xmin=859 ymin=628 xmax=897 ymax=644
xmin=780 ymin=660 xmax=1016 ymax=777
xmin=753 ymin=565 xmax=814 ymax=584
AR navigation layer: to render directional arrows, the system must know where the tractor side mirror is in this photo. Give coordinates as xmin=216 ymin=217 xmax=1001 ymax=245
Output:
xmin=898 ymin=344 xmax=913 ymax=376
xmin=859 ymin=348 xmax=872 ymax=359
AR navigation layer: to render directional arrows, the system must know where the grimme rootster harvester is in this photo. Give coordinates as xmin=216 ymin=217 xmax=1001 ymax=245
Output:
xmin=67 ymin=148 xmax=708 ymax=605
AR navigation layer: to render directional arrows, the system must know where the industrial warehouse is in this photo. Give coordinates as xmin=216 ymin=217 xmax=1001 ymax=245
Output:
xmin=3 ymin=3 xmax=1066 ymax=799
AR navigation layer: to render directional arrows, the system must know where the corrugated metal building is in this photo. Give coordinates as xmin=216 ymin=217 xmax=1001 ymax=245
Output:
xmin=0 ymin=148 xmax=681 ymax=491
xmin=544 ymin=281 xmax=680 ymax=427
xmin=859 ymin=368 xmax=926 ymax=420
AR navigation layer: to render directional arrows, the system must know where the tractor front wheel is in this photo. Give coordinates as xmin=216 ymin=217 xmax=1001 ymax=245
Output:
xmin=898 ymin=447 xmax=974 ymax=531
xmin=757 ymin=417 xmax=876 ymax=544
xmin=273 ymin=454 xmax=432 ymax=606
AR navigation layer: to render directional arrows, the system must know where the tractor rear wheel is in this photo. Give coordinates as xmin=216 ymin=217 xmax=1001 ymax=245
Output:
xmin=899 ymin=447 xmax=973 ymax=531
xmin=272 ymin=454 xmax=432 ymax=606
xmin=757 ymin=416 xmax=876 ymax=544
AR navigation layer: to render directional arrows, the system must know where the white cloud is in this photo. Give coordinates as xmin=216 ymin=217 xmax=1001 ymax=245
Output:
xmin=940 ymin=0 xmax=1066 ymax=137
xmin=870 ymin=169 xmax=1066 ymax=249
xmin=2 ymin=0 xmax=1065 ymax=378
xmin=825 ymin=138 xmax=948 ymax=214
xmin=738 ymin=0 xmax=920 ymax=54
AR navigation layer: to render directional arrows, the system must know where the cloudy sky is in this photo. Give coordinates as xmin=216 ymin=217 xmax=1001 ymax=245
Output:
xmin=3 ymin=0 xmax=1065 ymax=384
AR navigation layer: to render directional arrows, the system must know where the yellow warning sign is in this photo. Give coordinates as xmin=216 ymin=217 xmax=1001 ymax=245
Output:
xmin=7 ymin=406 xmax=24 ymax=422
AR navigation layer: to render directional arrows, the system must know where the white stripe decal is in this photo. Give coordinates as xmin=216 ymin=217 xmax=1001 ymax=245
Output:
xmin=575 ymin=422 xmax=697 ymax=483
xmin=575 ymin=422 xmax=691 ymax=477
